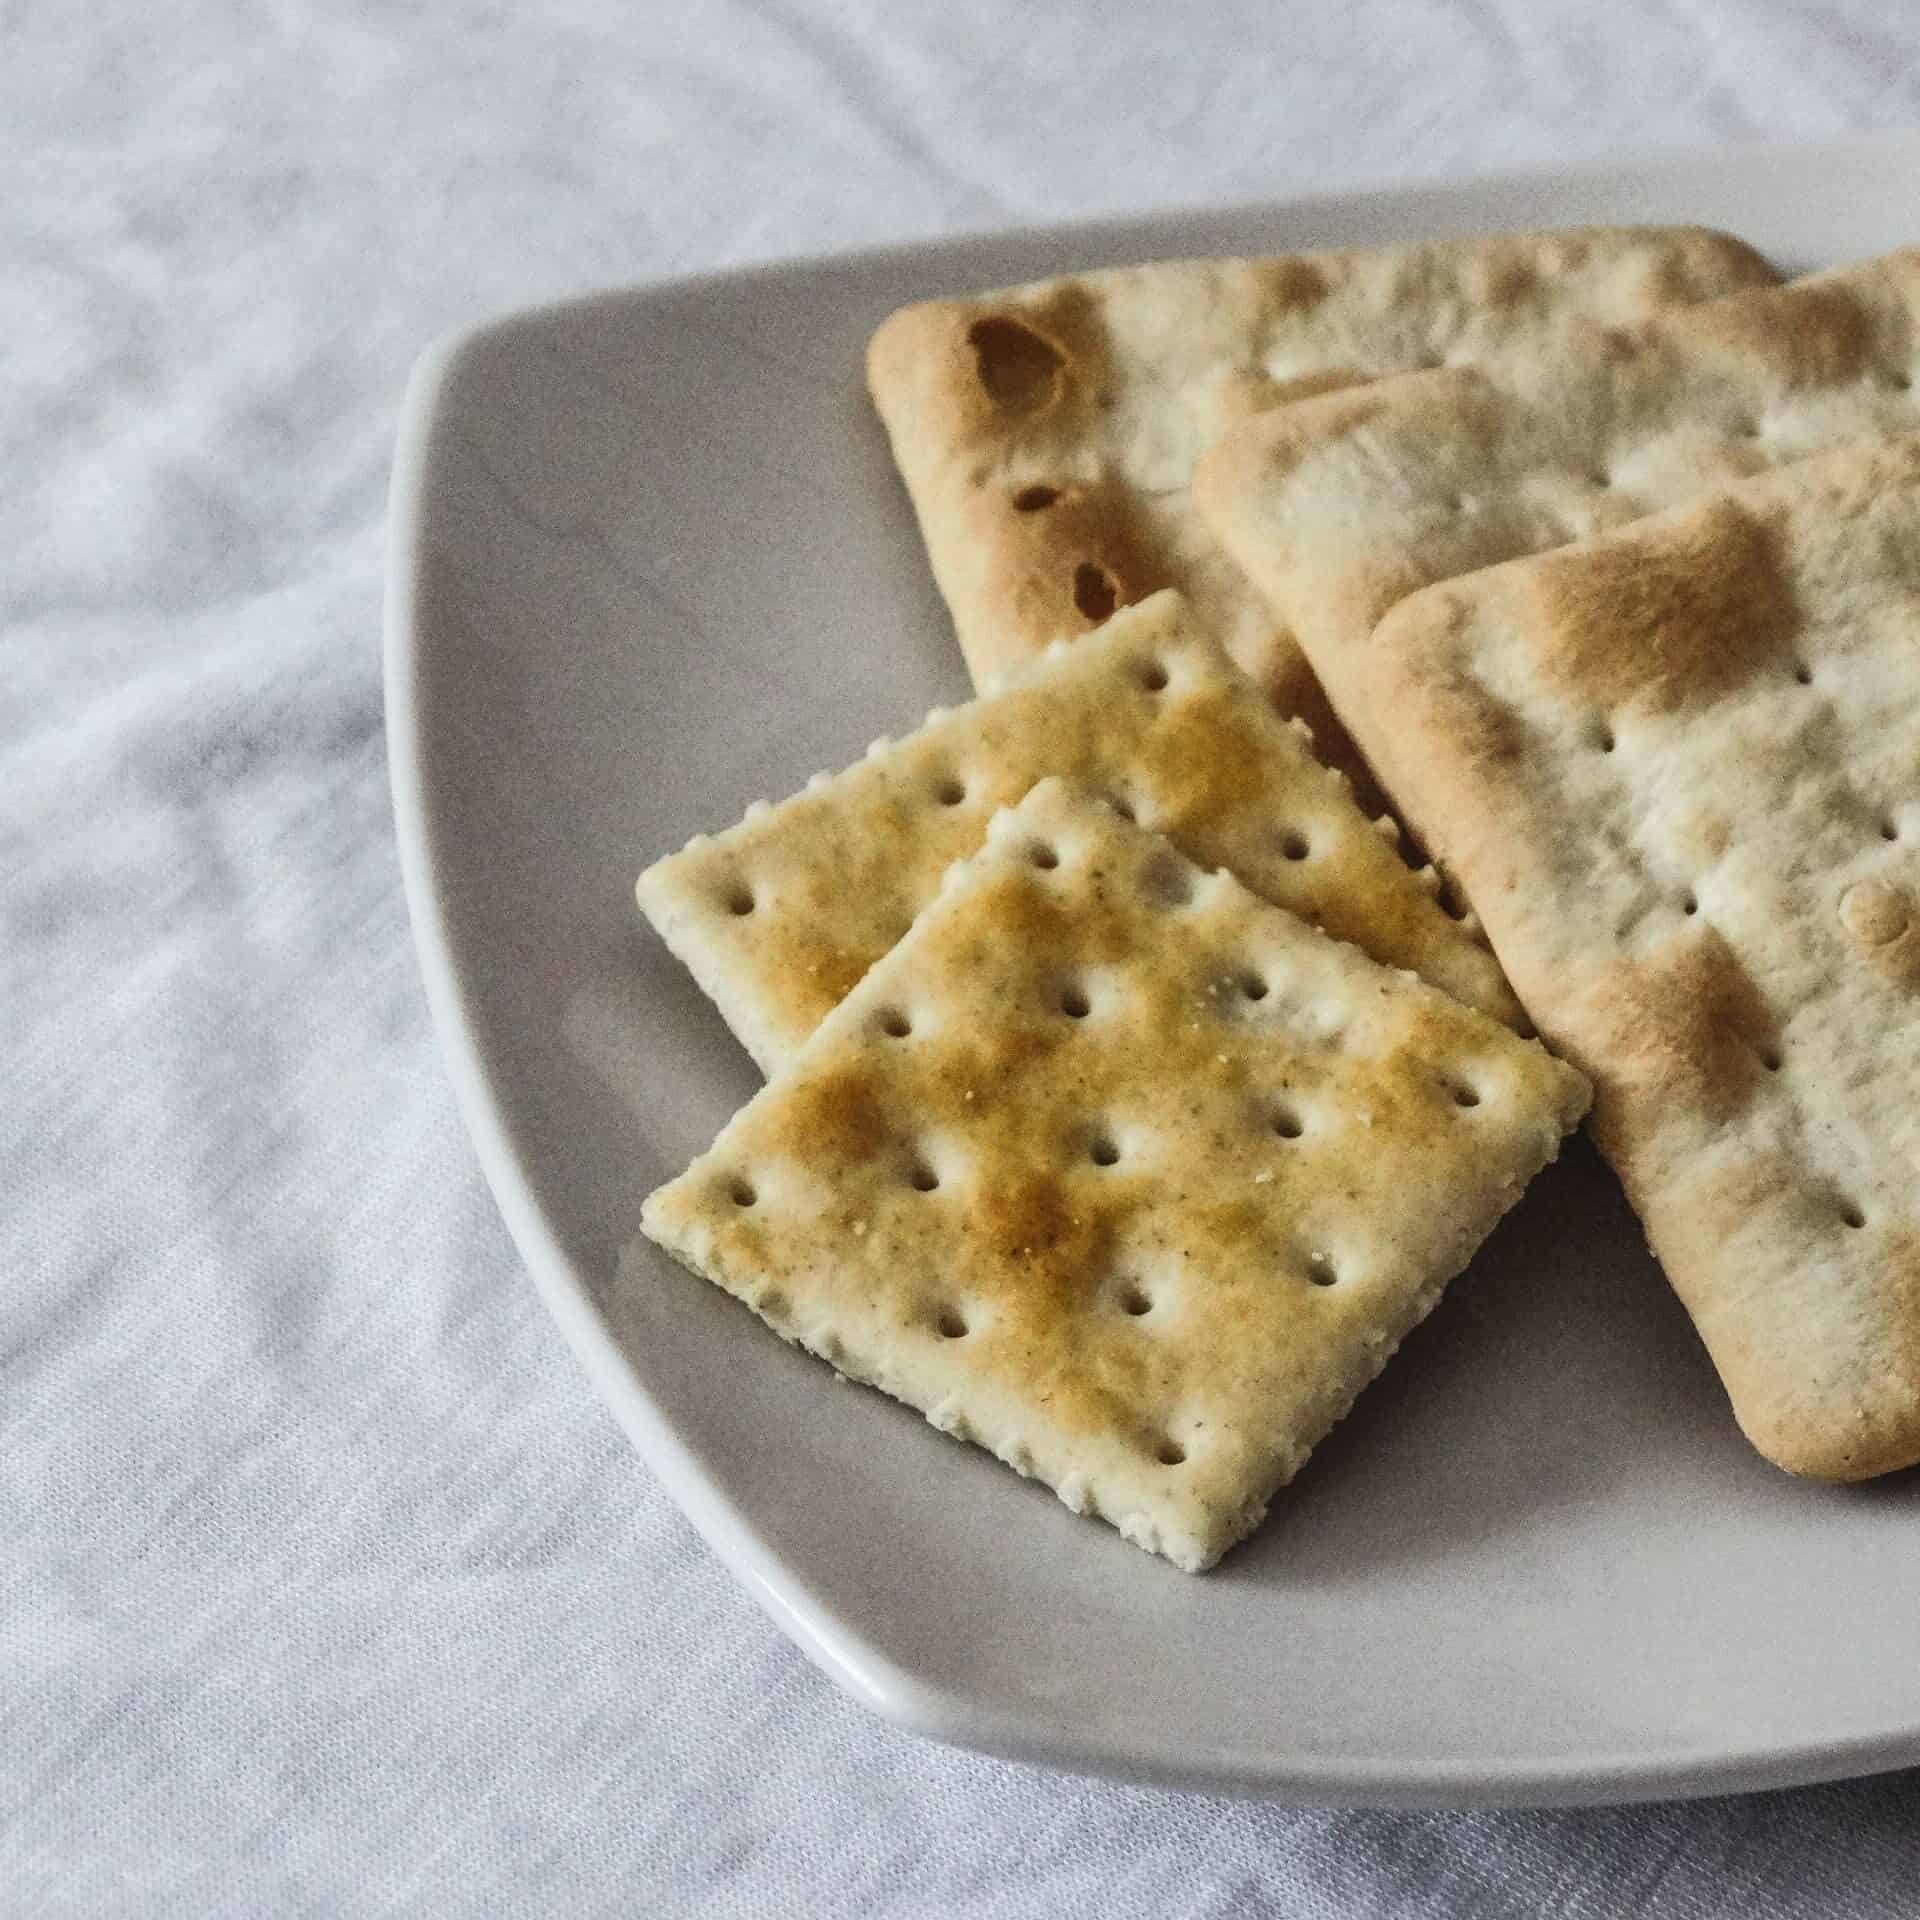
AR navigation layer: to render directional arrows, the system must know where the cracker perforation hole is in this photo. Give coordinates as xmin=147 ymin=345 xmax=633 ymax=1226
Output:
xmin=1841 ymin=1203 xmax=1867 ymax=1230
xmin=724 ymin=885 xmax=756 ymax=916
xmin=909 ymin=1160 xmax=941 ymax=1193
xmin=727 ymin=1178 xmax=757 ymax=1208
xmin=1105 ymin=792 xmax=1138 ymax=824
xmin=1880 ymin=819 xmax=1900 ymax=843
xmin=1116 ymin=1281 xmax=1152 ymax=1317
xmin=1595 ymin=726 xmax=1617 ymax=754
xmin=1088 ymin=1131 xmax=1121 ymax=1169
xmin=967 ymin=315 xmax=1063 ymax=413
xmin=877 ymin=1008 xmax=912 ymax=1039
xmin=1278 ymin=830 xmax=1310 ymax=862
xmin=936 ymin=1308 xmax=969 ymax=1339
xmin=1449 ymin=1082 xmax=1481 ymax=1109
xmin=1758 ymin=1045 xmax=1782 ymax=1073
xmin=1135 ymin=657 xmax=1170 ymax=693
xmin=1028 ymin=840 xmax=1060 ymax=871
xmin=1305 ymin=1253 xmax=1338 ymax=1288
xmin=1012 ymin=484 xmax=1060 ymax=512
xmin=1059 ymin=983 xmax=1091 ymax=1020
xmin=1239 ymin=972 xmax=1270 ymax=1003
xmin=934 ymin=777 xmax=967 ymax=807
xmin=1683 ymin=893 xmax=1700 ymax=917
xmin=1271 ymin=1105 xmax=1304 ymax=1140
xmin=1073 ymin=561 xmax=1119 ymax=623
xmin=1153 ymin=1438 xmax=1187 ymax=1467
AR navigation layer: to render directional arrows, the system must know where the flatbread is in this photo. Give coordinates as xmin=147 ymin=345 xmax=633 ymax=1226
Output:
xmin=640 ymin=779 xmax=1590 ymax=1570
xmin=1195 ymin=248 xmax=1920 ymax=814
xmin=867 ymin=225 xmax=1775 ymax=775
xmin=637 ymin=591 xmax=1520 ymax=1074
xmin=1349 ymin=436 xmax=1920 ymax=1479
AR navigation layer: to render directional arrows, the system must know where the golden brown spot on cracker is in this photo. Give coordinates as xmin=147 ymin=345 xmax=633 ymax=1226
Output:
xmin=965 ymin=1167 xmax=1111 ymax=1272
xmin=966 ymin=315 xmax=1066 ymax=414
xmin=1403 ymin=647 xmax=1529 ymax=785
xmin=924 ymin=1020 xmax=1061 ymax=1119
xmin=772 ymin=1063 xmax=893 ymax=1171
xmin=1524 ymin=500 xmax=1797 ymax=716
xmin=1694 ymin=280 xmax=1875 ymax=390
xmin=1840 ymin=880 xmax=1920 ymax=989
xmin=1841 ymin=878 xmax=1910 ymax=947
xmin=1579 ymin=929 xmax=1780 ymax=1155
xmin=1140 ymin=684 xmax=1289 ymax=847
xmin=967 ymin=862 xmax=1144 ymax=974
xmin=1259 ymin=256 xmax=1331 ymax=311
xmin=779 ymin=927 xmax=879 ymax=1028
xmin=1467 ymin=252 xmax=1539 ymax=310
xmin=951 ymin=1169 xmax=1184 ymax=1442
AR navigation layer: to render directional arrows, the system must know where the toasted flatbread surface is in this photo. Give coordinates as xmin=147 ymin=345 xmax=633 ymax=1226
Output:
xmin=867 ymin=225 xmax=1774 ymax=770
xmin=1353 ymin=436 xmax=1920 ymax=1479
xmin=637 ymin=592 xmax=1519 ymax=1074
xmin=1196 ymin=248 xmax=1920 ymax=809
xmin=641 ymin=780 xmax=1589 ymax=1570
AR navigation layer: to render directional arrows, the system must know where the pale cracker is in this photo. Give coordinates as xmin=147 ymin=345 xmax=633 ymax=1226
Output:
xmin=640 ymin=779 xmax=1590 ymax=1570
xmin=1195 ymin=247 xmax=1920 ymax=812
xmin=637 ymin=591 xmax=1519 ymax=1076
xmin=1351 ymin=436 xmax=1920 ymax=1479
xmin=866 ymin=226 xmax=1774 ymax=774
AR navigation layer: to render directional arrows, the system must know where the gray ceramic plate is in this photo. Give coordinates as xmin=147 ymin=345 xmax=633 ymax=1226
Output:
xmin=386 ymin=130 xmax=1920 ymax=1806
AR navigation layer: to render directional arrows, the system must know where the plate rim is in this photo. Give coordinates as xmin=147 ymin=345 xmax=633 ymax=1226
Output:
xmin=385 ymin=126 xmax=1920 ymax=1807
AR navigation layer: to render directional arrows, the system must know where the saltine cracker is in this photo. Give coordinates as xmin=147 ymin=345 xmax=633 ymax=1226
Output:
xmin=641 ymin=780 xmax=1589 ymax=1569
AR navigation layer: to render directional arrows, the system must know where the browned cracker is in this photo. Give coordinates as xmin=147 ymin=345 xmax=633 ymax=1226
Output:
xmin=867 ymin=225 xmax=1774 ymax=775
xmin=1195 ymin=248 xmax=1920 ymax=822
xmin=1348 ymin=436 xmax=1920 ymax=1479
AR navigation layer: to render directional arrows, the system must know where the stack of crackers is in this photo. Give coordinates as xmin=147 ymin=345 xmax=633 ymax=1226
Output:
xmin=637 ymin=223 xmax=1920 ymax=1571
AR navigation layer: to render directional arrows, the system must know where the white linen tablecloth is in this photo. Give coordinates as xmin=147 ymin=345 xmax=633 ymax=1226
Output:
xmin=10 ymin=3 xmax=1920 ymax=1912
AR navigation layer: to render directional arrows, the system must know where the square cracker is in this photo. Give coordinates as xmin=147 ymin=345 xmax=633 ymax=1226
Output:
xmin=866 ymin=225 xmax=1773 ymax=769
xmin=637 ymin=591 xmax=1520 ymax=1075
xmin=640 ymin=779 xmax=1589 ymax=1571
xmin=1195 ymin=248 xmax=1920 ymax=810
xmin=1352 ymin=435 xmax=1920 ymax=1480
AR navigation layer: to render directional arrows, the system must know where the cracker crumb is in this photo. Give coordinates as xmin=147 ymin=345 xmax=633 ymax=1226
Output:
xmin=1253 ymin=1169 xmax=1275 ymax=1185
xmin=852 ymin=1220 xmax=867 ymax=1236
